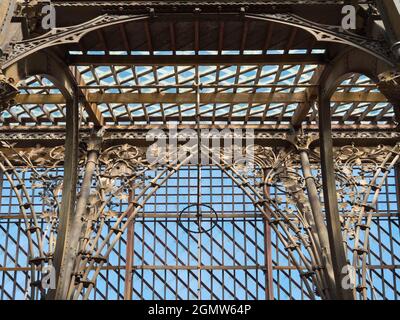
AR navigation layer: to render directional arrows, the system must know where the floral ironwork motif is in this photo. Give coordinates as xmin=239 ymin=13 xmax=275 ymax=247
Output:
xmin=333 ymin=144 xmax=400 ymax=299
xmin=201 ymin=139 xmax=400 ymax=299
xmin=0 ymin=141 xmax=65 ymax=298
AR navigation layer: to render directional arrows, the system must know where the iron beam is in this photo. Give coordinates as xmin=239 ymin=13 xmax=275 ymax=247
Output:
xmin=67 ymin=54 xmax=326 ymax=66
xmin=14 ymin=91 xmax=388 ymax=104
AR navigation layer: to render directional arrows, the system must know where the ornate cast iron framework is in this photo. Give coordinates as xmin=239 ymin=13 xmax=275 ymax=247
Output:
xmin=0 ymin=0 xmax=399 ymax=301
xmin=0 ymin=132 xmax=398 ymax=300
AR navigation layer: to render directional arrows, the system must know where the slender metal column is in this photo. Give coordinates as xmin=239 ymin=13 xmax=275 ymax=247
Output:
xmin=263 ymin=216 xmax=274 ymax=300
xmin=395 ymin=165 xmax=400 ymax=211
xmin=318 ymin=89 xmax=355 ymax=300
xmin=47 ymin=92 xmax=79 ymax=300
xmin=124 ymin=188 xmax=135 ymax=300
xmin=299 ymin=148 xmax=336 ymax=299
xmin=51 ymin=131 xmax=102 ymax=300
xmin=64 ymin=135 xmax=102 ymax=299
xmin=262 ymin=182 xmax=274 ymax=300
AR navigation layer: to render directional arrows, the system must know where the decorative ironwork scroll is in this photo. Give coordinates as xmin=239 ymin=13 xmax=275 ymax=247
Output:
xmin=0 ymin=14 xmax=149 ymax=69
xmin=334 ymin=143 xmax=400 ymax=299
xmin=0 ymin=141 xmax=65 ymax=299
xmin=49 ymin=135 xmax=398 ymax=300
xmin=246 ymin=13 xmax=395 ymax=66
xmin=210 ymin=144 xmax=325 ymax=299
xmin=2 ymin=131 xmax=397 ymax=300
xmin=67 ymin=143 xmax=198 ymax=299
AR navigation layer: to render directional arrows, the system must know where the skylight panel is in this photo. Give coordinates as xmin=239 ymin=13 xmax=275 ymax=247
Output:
xmin=266 ymin=50 xmax=284 ymax=54
xmin=131 ymin=51 xmax=150 ymax=55
xmin=87 ymin=51 xmax=106 ymax=55
xmin=243 ymin=50 xmax=263 ymax=55
xmin=109 ymin=51 xmax=128 ymax=55
xmin=288 ymin=49 xmax=308 ymax=54
xmin=311 ymin=49 xmax=326 ymax=54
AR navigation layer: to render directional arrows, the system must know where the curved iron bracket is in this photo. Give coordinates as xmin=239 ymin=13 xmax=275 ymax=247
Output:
xmin=246 ymin=13 xmax=396 ymax=67
xmin=0 ymin=14 xmax=149 ymax=70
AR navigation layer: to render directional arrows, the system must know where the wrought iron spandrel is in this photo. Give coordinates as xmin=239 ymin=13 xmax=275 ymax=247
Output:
xmin=0 ymin=141 xmax=66 ymax=299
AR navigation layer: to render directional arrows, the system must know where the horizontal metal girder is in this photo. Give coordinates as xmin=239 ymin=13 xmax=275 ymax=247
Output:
xmin=0 ymin=126 xmax=398 ymax=149
xmin=67 ymin=54 xmax=327 ymax=66
xmin=14 ymin=91 xmax=388 ymax=104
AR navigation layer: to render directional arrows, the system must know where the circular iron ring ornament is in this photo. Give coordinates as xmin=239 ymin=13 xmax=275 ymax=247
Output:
xmin=178 ymin=203 xmax=219 ymax=234
xmin=268 ymin=169 xmax=305 ymax=194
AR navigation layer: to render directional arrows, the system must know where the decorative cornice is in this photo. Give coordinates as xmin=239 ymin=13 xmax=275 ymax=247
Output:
xmin=50 ymin=1 xmax=374 ymax=7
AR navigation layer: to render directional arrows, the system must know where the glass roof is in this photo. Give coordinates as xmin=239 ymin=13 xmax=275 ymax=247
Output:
xmin=1 ymin=51 xmax=393 ymax=126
